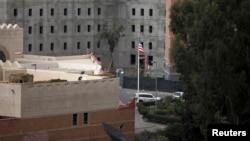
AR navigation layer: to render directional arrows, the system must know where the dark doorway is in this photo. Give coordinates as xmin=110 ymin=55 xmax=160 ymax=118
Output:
xmin=0 ymin=51 xmax=6 ymax=62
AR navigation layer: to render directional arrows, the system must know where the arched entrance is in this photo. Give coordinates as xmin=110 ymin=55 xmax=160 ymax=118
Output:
xmin=0 ymin=51 xmax=6 ymax=62
xmin=0 ymin=46 xmax=10 ymax=62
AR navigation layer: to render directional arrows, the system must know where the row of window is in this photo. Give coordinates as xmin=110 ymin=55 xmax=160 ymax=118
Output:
xmin=130 ymin=54 xmax=153 ymax=65
xmin=13 ymin=7 xmax=101 ymax=17
xmin=72 ymin=113 xmax=88 ymax=126
xmin=132 ymin=8 xmax=153 ymax=16
xmin=28 ymin=40 xmax=155 ymax=52
xmin=131 ymin=25 xmax=154 ymax=33
xmin=28 ymin=24 xmax=155 ymax=34
xmin=28 ymin=24 xmax=101 ymax=34
xmin=28 ymin=42 xmax=91 ymax=52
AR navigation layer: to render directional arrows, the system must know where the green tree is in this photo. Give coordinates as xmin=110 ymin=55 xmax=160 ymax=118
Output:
xmin=169 ymin=0 xmax=250 ymax=140
xmin=99 ymin=23 xmax=124 ymax=72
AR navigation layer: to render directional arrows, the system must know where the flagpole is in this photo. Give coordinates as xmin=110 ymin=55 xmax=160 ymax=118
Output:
xmin=137 ymin=38 xmax=140 ymax=93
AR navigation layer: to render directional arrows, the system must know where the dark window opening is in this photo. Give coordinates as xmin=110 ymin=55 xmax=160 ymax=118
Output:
xmin=140 ymin=25 xmax=144 ymax=33
xmin=39 ymin=43 xmax=43 ymax=51
xmin=40 ymin=9 xmax=43 ymax=16
xmin=149 ymin=9 xmax=153 ymax=16
xmin=97 ymin=41 xmax=100 ymax=48
xmin=132 ymin=25 xmax=135 ymax=32
xmin=83 ymin=113 xmax=88 ymax=124
xmin=51 ymin=8 xmax=54 ymax=16
xmin=28 ymin=44 xmax=32 ymax=52
xmin=50 ymin=43 xmax=54 ymax=51
xmin=148 ymin=56 xmax=153 ymax=66
xmin=132 ymin=8 xmax=135 ymax=15
xmin=149 ymin=26 xmax=153 ymax=33
xmin=87 ymin=42 xmax=91 ymax=48
xmin=78 ymin=8 xmax=81 ymax=16
xmin=28 ymin=9 xmax=32 ymax=16
xmin=72 ymin=114 xmax=78 ymax=126
xmin=64 ymin=42 xmax=67 ymax=50
xmin=97 ymin=24 xmax=101 ymax=32
xmin=98 ymin=8 xmax=101 ymax=15
xmin=50 ymin=26 xmax=54 ymax=33
xmin=149 ymin=42 xmax=152 ymax=50
xmin=28 ymin=26 xmax=32 ymax=34
xmin=39 ymin=26 xmax=43 ymax=34
xmin=88 ymin=25 xmax=91 ymax=32
xmin=77 ymin=42 xmax=80 ymax=49
xmin=88 ymin=8 xmax=91 ymax=15
xmin=64 ymin=25 xmax=67 ymax=33
xmin=140 ymin=9 xmax=144 ymax=16
xmin=64 ymin=8 xmax=67 ymax=16
xmin=130 ymin=54 xmax=136 ymax=65
xmin=131 ymin=41 xmax=135 ymax=49
xmin=14 ymin=8 xmax=17 ymax=16
xmin=77 ymin=25 xmax=81 ymax=32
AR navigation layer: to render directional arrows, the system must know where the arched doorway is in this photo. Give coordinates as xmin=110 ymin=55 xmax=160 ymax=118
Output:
xmin=0 ymin=51 xmax=6 ymax=62
xmin=0 ymin=46 xmax=10 ymax=62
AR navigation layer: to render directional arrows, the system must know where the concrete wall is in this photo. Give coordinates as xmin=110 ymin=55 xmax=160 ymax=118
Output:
xmin=0 ymin=83 xmax=21 ymax=117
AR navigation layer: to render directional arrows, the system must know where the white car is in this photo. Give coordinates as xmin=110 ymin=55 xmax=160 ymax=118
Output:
xmin=173 ymin=91 xmax=184 ymax=99
xmin=134 ymin=93 xmax=161 ymax=103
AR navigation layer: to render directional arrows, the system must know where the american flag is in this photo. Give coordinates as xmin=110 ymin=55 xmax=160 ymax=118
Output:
xmin=138 ymin=42 xmax=144 ymax=54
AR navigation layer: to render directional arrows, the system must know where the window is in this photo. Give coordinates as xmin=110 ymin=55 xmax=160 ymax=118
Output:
xmin=40 ymin=9 xmax=43 ymax=16
xmin=140 ymin=25 xmax=144 ymax=32
xmin=39 ymin=43 xmax=43 ymax=51
xmin=64 ymin=25 xmax=67 ymax=33
xmin=77 ymin=42 xmax=80 ymax=49
xmin=78 ymin=8 xmax=81 ymax=16
xmin=28 ymin=44 xmax=32 ymax=52
xmin=131 ymin=41 xmax=135 ymax=49
xmin=51 ymin=8 xmax=54 ymax=16
xmin=64 ymin=42 xmax=67 ymax=50
xmin=28 ymin=26 xmax=32 ymax=34
xmin=132 ymin=8 xmax=135 ymax=15
xmin=87 ymin=42 xmax=91 ymax=48
xmin=87 ymin=25 xmax=91 ymax=32
xmin=149 ymin=42 xmax=152 ymax=50
xmin=149 ymin=26 xmax=153 ymax=33
xmin=77 ymin=25 xmax=81 ymax=32
xmin=98 ymin=8 xmax=101 ymax=15
xmin=72 ymin=114 xmax=78 ymax=126
xmin=132 ymin=25 xmax=135 ymax=32
xmin=83 ymin=113 xmax=88 ymax=124
xmin=50 ymin=26 xmax=54 ymax=33
xmin=149 ymin=9 xmax=153 ymax=16
xmin=97 ymin=24 xmax=101 ymax=32
xmin=50 ymin=43 xmax=54 ymax=51
xmin=64 ymin=8 xmax=67 ymax=16
xmin=28 ymin=9 xmax=32 ymax=16
xmin=39 ymin=26 xmax=43 ymax=34
xmin=88 ymin=8 xmax=91 ymax=15
xmin=14 ymin=8 xmax=17 ymax=16
xmin=148 ymin=56 xmax=153 ymax=65
xmin=97 ymin=41 xmax=100 ymax=48
xmin=140 ymin=8 xmax=144 ymax=16
xmin=130 ymin=54 xmax=136 ymax=65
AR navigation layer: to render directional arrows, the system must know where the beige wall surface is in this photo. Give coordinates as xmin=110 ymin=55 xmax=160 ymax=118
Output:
xmin=0 ymin=83 xmax=21 ymax=117
xmin=20 ymin=78 xmax=120 ymax=118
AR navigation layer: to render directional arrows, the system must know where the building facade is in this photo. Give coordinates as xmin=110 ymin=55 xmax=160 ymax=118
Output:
xmin=0 ymin=0 xmax=166 ymax=77
xmin=164 ymin=0 xmax=180 ymax=81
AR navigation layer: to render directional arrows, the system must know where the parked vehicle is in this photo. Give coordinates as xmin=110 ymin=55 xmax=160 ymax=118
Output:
xmin=134 ymin=93 xmax=161 ymax=103
xmin=173 ymin=91 xmax=184 ymax=100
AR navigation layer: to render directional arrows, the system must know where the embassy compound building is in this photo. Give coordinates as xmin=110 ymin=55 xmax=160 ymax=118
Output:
xmin=0 ymin=0 xmax=184 ymax=80
xmin=0 ymin=23 xmax=135 ymax=141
